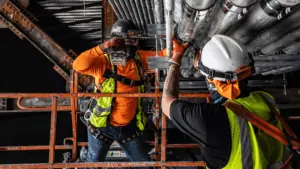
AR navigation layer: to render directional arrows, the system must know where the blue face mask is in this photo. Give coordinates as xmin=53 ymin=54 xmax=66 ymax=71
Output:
xmin=206 ymin=79 xmax=226 ymax=104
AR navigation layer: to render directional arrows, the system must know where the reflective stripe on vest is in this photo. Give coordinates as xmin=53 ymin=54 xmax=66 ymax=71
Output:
xmin=237 ymin=115 xmax=253 ymax=169
xmin=89 ymin=54 xmax=146 ymax=130
xmin=222 ymin=91 xmax=283 ymax=169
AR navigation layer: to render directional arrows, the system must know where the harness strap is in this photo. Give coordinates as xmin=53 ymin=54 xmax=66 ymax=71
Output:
xmin=103 ymin=69 xmax=144 ymax=86
xmin=199 ymin=62 xmax=253 ymax=81
xmin=199 ymin=62 xmax=236 ymax=80
xmin=224 ymin=98 xmax=300 ymax=169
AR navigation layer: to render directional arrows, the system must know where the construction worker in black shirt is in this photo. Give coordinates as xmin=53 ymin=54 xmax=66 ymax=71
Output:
xmin=162 ymin=35 xmax=287 ymax=169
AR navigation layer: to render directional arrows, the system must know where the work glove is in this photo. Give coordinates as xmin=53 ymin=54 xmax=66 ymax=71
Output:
xmin=169 ymin=38 xmax=189 ymax=66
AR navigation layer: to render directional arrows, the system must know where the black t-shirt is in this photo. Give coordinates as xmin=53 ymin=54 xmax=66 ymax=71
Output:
xmin=170 ymin=100 xmax=231 ymax=169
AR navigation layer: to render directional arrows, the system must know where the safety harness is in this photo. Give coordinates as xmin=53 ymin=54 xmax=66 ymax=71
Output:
xmin=225 ymin=94 xmax=300 ymax=169
xmin=83 ymin=53 xmax=146 ymax=145
xmin=102 ymin=69 xmax=144 ymax=87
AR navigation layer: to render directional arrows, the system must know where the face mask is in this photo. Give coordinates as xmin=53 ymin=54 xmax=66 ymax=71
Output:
xmin=213 ymin=80 xmax=241 ymax=100
xmin=206 ymin=77 xmax=241 ymax=100
xmin=109 ymin=39 xmax=138 ymax=66
xmin=109 ymin=46 xmax=128 ymax=66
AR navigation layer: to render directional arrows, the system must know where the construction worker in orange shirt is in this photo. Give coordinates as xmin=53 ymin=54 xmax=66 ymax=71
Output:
xmin=73 ymin=19 xmax=167 ymax=168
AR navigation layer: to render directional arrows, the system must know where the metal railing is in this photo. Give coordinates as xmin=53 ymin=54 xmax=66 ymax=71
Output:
xmin=0 ymin=70 xmax=209 ymax=169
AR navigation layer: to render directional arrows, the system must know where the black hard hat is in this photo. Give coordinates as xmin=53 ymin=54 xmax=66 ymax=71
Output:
xmin=111 ymin=19 xmax=139 ymax=37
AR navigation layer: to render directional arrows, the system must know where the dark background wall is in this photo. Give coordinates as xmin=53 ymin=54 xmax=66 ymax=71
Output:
xmin=0 ymin=29 xmax=88 ymax=163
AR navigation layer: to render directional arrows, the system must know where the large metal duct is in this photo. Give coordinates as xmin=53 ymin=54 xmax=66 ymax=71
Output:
xmin=201 ymin=0 xmax=257 ymax=47
xmin=228 ymin=0 xmax=300 ymax=45
xmin=177 ymin=0 xmax=216 ymax=42
xmin=247 ymin=6 xmax=300 ymax=52
xmin=261 ymin=26 xmax=300 ymax=54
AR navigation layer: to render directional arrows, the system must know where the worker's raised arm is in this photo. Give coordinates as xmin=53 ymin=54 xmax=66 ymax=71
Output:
xmin=73 ymin=45 xmax=106 ymax=77
xmin=73 ymin=38 xmax=120 ymax=77
xmin=137 ymin=49 xmax=167 ymax=70
xmin=161 ymin=40 xmax=189 ymax=118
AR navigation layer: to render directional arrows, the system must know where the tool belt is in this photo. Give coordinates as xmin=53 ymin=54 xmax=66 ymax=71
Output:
xmin=87 ymin=123 xmax=114 ymax=145
xmin=86 ymin=118 xmax=142 ymax=145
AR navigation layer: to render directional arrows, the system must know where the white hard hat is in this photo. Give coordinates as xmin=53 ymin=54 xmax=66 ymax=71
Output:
xmin=199 ymin=35 xmax=251 ymax=81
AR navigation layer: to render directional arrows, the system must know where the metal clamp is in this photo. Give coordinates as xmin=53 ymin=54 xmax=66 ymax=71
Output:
xmin=261 ymin=0 xmax=291 ymax=20
xmin=222 ymin=0 xmax=253 ymax=19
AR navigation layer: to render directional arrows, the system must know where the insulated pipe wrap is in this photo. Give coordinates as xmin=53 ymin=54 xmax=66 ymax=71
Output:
xmin=164 ymin=0 xmax=174 ymax=57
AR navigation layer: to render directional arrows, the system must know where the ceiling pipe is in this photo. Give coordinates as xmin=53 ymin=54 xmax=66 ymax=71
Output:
xmin=228 ymin=0 xmax=300 ymax=45
xmin=134 ymin=0 xmax=147 ymax=32
xmin=283 ymin=41 xmax=300 ymax=54
xmin=123 ymin=0 xmax=138 ymax=26
xmin=108 ymin=0 xmax=123 ymax=19
xmin=253 ymin=54 xmax=300 ymax=60
xmin=261 ymin=26 xmax=300 ymax=54
xmin=145 ymin=0 xmax=154 ymax=24
xmin=261 ymin=65 xmax=300 ymax=75
xmin=129 ymin=0 xmax=143 ymax=30
xmin=200 ymin=0 xmax=257 ymax=47
xmin=164 ymin=0 xmax=174 ymax=57
xmin=254 ymin=60 xmax=300 ymax=67
xmin=247 ymin=6 xmax=300 ymax=52
xmin=254 ymin=66 xmax=278 ymax=75
xmin=140 ymin=0 xmax=151 ymax=25
xmin=173 ymin=0 xmax=183 ymax=23
xmin=118 ymin=0 xmax=131 ymax=20
xmin=154 ymin=0 xmax=165 ymax=50
xmin=176 ymin=0 xmax=216 ymax=42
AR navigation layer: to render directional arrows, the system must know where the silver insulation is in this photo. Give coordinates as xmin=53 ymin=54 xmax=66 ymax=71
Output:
xmin=201 ymin=0 xmax=257 ymax=47
xmin=155 ymin=0 xmax=165 ymax=49
xmin=283 ymin=42 xmax=300 ymax=54
xmin=247 ymin=6 xmax=300 ymax=52
xmin=177 ymin=0 xmax=215 ymax=42
xmin=261 ymin=26 xmax=300 ymax=54
xmin=165 ymin=0 xmax=174 ymax=57
xmin=228 ymin=0 xmax=300 ymax=45
xmin=173 ymin=0 xmax=183 ymax=23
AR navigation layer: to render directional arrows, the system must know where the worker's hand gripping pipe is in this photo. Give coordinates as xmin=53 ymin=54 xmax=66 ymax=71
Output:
xmin=164 ymin=0 xmax=174 ymax=58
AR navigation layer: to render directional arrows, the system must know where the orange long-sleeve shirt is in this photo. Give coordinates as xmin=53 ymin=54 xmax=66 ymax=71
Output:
xmin=73 ymin=45 xmax=166 ymax=126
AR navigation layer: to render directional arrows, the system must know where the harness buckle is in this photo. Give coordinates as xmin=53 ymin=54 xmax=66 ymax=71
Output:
xmin=84 ymin=110 xmax=92 ymax=121
xmin=93 ymin=128 xmax=101 ymax=139
xmin=225 ymin=73 xmax=233 ymax=82
xmin=208 ymin=70 xmax=215 ymax=79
